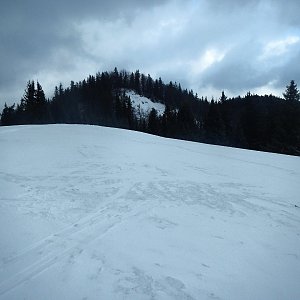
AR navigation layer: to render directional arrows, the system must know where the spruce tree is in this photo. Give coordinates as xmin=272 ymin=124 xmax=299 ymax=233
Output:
xmin=220 ymin=91 xmax=227 ymax=103
xmin=1 ymin=103 xmax=15 ymax=125
xmin=34 ymin=81 xmax=47 ymax=123
xmin=283 ymin=80 xmax=300 ymax=102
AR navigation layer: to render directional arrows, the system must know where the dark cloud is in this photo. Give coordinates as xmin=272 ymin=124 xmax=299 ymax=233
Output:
xmin=274 ymin=49 xmax=300 ymax=86
xmin=185 ymin=0 xmax=300 ymax=96
xmin=0 ymin=0 xmax=169 ymax=105
xmin=200 ymin=40 xmax=271 ymax=92
xmin=270 ymin=0 xmax=300 ymax=26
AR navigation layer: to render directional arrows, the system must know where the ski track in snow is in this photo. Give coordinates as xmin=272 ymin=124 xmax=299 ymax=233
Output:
xmin=0 ymin=187 xmax=142 ymax=296
xmin=0 ymin=124 xmax=300 ymax=300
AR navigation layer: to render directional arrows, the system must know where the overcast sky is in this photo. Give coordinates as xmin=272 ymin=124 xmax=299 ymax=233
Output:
xmin=1 ymin=0 xmax=300 ymax=107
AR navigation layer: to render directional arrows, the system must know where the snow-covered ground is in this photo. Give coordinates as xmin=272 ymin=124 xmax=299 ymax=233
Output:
xmin=126 ymin=90 xmax=165 ymax=118
xmin=0 ymin=124 xmax=299 ymax=300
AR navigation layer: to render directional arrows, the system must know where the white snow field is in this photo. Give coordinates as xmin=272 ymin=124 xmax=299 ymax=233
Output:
xmin=126 ymin=90 xmax=166 ymax=118
xmin=0 ymin=124 xmax=299 ymax=300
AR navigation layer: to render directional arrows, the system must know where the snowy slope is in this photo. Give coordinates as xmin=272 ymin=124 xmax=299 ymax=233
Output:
xmin=126 ymin=90 xmax=165 ymax=118
xmin=0 ymin=124 xmax=300 ymax=300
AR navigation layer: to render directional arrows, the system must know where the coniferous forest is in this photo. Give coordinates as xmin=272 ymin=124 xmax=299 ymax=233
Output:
xmin=1 ymin=68 xmax=300 ymax=156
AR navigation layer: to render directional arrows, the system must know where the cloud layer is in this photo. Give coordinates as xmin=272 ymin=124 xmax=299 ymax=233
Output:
xmin=1 ymin=0 xmax=300 ymax=106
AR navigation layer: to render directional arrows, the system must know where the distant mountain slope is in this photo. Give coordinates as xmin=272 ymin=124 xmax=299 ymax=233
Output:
xmin=1 ymin=69 xmax=300 ymax=155
xmin=1 ymin=124 xmax=299 ymax=299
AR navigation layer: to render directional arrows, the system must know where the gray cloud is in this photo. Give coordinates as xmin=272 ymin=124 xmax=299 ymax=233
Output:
xmin=184 ymin=0 xmax=300 ymax=96
xmin=0 ymin=0 xmax=169 ymax=105
xmin=1 ymin=0 xmax=300 ymax=107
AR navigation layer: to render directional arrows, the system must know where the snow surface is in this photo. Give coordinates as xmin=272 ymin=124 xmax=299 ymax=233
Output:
xmin=126 ymin=90 xmax=165 ymax=118
xmin=0 ymin=124 xmax=300 ymax=300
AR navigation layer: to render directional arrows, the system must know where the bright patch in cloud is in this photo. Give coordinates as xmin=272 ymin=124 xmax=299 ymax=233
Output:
xmin=261 ymin=36 xmax=300 ymax=59
xmin=190 ymin=49 xmax=226 ymax=75
xmin=252 ymin=80 xmax=282 ymax=97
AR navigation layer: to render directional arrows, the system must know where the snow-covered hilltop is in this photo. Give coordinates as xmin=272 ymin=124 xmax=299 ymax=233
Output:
xmin=0 ymin=125 xmax=300 ymax=300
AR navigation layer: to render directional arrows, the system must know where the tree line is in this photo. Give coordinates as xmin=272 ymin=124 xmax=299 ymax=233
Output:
xmin=1 ymin=68 xmax=300 ymax=155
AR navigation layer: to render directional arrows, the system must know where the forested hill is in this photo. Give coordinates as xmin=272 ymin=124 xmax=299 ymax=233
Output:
xmin=1 ymin=68 xmax=300 ymax=156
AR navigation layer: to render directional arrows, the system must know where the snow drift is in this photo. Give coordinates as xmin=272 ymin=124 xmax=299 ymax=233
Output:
xmin=0 ymin=124 xmax=299 ymax=299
